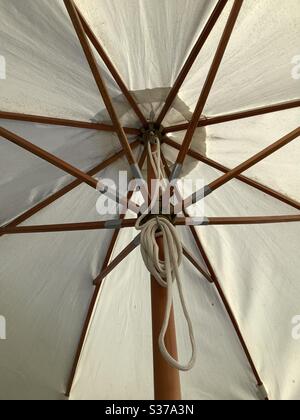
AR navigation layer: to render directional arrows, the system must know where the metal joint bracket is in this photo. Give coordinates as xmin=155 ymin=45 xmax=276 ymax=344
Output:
xmin=104 ymin=219 xmax=122 ymax=229
xmin=186 ymin=217 xmax=209 ymax=226
xmin=140 ymin=124 xmax=165 ymax=146
xmin=192 ymin=185 xmax=212 ymax=203
xmin=133 ymin=234 xmax=141 ymax=246
xmin=170 ymin=163 xmax=182 ymax=181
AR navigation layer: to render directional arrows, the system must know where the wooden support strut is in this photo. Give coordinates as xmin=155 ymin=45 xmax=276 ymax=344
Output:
xmin=156 ymin=0 xmax=229 ymax=125
xmin=63 ymin=0 xmax=143 ymax=179
xmin=65 ymin=147 xmax=148 ymax=397
xmin=190 ymin=232 xmax=269 ymax=399
xmin=75 ymin=5 xmax=147 ymax=127
xmin=0 ymin=141 xmax=140 ymax=237
xmin=0 ymin=110 xmax=140 ymax=135
xmin=0 ymin=125 xmax=141 ymax=214
xmin=164 ymin=100 xmax=300 ymax=133
xmin=171 ymin=0 xmax=244 ymax=180
xmin=163 ymin=136 xmax=300 ymax=211
xmin=183 ymin=127 xmax=300 ymax=210
xmin=160 ymin=151 xmax=268 ymax=399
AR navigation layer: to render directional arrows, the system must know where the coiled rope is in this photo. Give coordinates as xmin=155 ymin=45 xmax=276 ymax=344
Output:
xmin=135 ymin=135 xmax=196 ymax=371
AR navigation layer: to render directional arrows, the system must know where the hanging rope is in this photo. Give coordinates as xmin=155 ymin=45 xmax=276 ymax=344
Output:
xmin=147 ymin=134 xmax=165 ymax=182
xmin=135 ymin=135 xmax=196 ymax=371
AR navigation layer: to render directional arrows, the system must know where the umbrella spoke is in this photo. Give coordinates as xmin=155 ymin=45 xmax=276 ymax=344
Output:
xmin=0 ymin=126 xmax=98 ymax=188
xmin=156 ymin=0 xmax=229 ymax=125
xmin=160 ymin=152 xmax=213 ymax=284
xmin=66 ymin=230 xmax=139 ymax=397
xmin=75 ymin=5 xmax=147 ymax=127
xmin=0 ymin=219 xmax=138 ymax=235
xmin=64 ymin=0 xmax=144 ymax=180
xmin=182 ymin=246 xmax=213 ymax=283
xmin=192 ymin=232 xmax=268 ymax=398
xmin=164 ymin=136 xmax=300 ymax=211
xmin=93 ymin=234 xmax=141 ymax=286
xmin=185 ymin=215 xmax=300 ymax=226
xmin=165 ymin=99 xmax=300 ymax=133
xmin=0 ymin=141 xmax=141 ymax=238
xmin=0 ymin=126 xmax=141 ymax=214
xmin=66 ymin=233 xmax=121 ymax=398
xmin=161 ymin=152 xmax=268 ymax=397
xmin=0 ymin=110 xmax=140 ymax=135
xmin=170 ymin=0 xmax=243 ymax=180
xmin=183 ymin=127 xmax=300 ymax=209
xmin=65 ymin=146 xmax=147 ymax=397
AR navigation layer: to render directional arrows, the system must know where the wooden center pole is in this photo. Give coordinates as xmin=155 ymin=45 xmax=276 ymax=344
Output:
xmin=147 ymin=142 xmax=181 ymax=400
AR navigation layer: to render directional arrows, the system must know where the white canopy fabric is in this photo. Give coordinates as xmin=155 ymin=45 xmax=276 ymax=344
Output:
xmin=0 ymin=0 xmax=299 ymax=400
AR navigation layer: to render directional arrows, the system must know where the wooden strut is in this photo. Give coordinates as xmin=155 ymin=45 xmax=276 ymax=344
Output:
xmin=183 ymin=127 xmax=300 ymax=209
xmin=65 ymin=228 xmax=121 ymax=397
xmin=0 ymin=126 xmax=140 ymax=214
xmin=93 ymin=234 xmax=141 ymax=286
xmin=0 ymin=126 xmax=98 ymax=188
xmin=182 ymin=246 xmax=213 ymax=283
xmin=75 ymin=4 xmax=147 ymax=127
xmin=160 ymin=153 xmax=215 ymax=285
xmin=160 ymin=152 xmax=268 ymax=399
xmin=156 ymin=0 xmax=229 ymax=125
xmin=188 ymin=231 xmax=269 ymax=400
xmin=3 ymin=215 xmax=299 ymax=235
xmin=65 ymin=147 xmax=147 ymax=397
xmin=0 ymin=219 xmax=138 ymax=235
xmin=0 ymin=110 xmax=140 ymax=135
xmin=63 ymin=0 xmax=143 ymax=177
xmin=163 ymin=137 xmax=300 ymax=211
xmin=164 ymin=99 xmax=300 ymax=133
xmin=187 ymin=215 xmax=300 ymax=226
xmin=171 ymin=0 xmax=244 ymax=178
xmin=0 ymin=141 xmax=140 ymax=236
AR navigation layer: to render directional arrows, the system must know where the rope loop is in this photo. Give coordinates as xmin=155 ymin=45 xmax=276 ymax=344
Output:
xmin=135 ymin=214 xmax=196 ymax=371
xmin=135 ymin=135 xmax=196 ymax=371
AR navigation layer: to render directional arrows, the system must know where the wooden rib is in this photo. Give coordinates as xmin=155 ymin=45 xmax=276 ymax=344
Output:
xmin=0 ymin=141 xmax=140 ymax=238
xmin=192 ymin=232 xmax=268 ymax=396
xmin=182 ymin=246 xmax=213 ymax=283
xmin=163 ymin=136 xmax=300 ymax=211
xmin=0 ymin=126 xmax=98 ymax=189
xmin=0 ymin=125 xmax=141 ymax=212
xmin=0 ymin=111 xmax=140 ymax=135
xmin=171 ymin=0 xmax=243 ymax=175
xmin=160 ymin=152 xmax=212 ymax=284
xmin=156 ymin=0 xmax=229 ymax=125
xmin=75 ymin=5 xmax=147 ymax=127
xmin=185 ymin=217 xmax=217 ymax=281
xmin=3 ymin=219 xmax=197 ymax=236
xmin=184 ymin=127 xmax=300 ymax=209
xmin=164 ymin=99 xmax=300 ymax=133
xmin=201 ymin=215 xmax=300 ymax=225
xmin=0 ymin=219 xmax=138 ymax=235
xmin=93 ymin=234 xmax=140 ymax=286
xmin=65 ymin=147 xmax=147 ymax=397
xmin=160 ymin=151 xmax=267 ymax=397
xmin=65 ymin=227 xmax=121 ymax=397
xmin=64 ymin=0 xmax=141 ymax=173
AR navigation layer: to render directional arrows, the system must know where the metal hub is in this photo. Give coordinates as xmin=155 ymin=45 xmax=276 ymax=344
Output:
xmin=140 ymin=123 xmax=165 ymax=146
